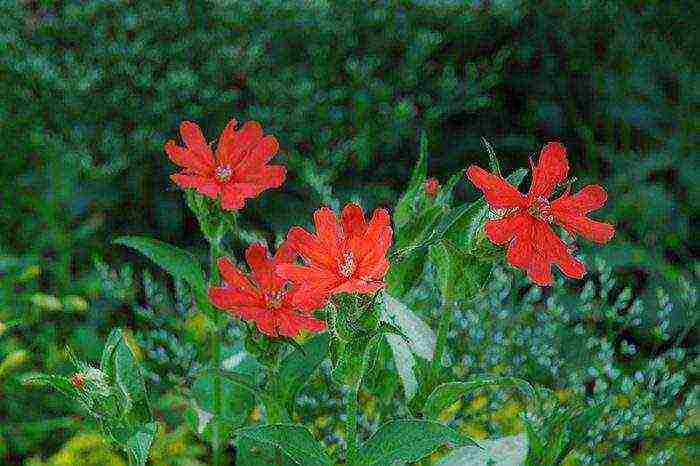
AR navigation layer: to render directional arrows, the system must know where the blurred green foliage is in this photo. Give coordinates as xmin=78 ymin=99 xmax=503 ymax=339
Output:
xmin=0 ymin=0 xmax=697 ymax=464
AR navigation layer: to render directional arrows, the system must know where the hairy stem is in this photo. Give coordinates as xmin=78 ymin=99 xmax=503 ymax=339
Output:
xmin=345 ymin=384 xmax=360 ymax=465
xmin=208 ymin=238 xmax=224 ymax=466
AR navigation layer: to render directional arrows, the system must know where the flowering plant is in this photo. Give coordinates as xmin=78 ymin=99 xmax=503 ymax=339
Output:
xmin=27 ymin=118 xmax=616 ymax=466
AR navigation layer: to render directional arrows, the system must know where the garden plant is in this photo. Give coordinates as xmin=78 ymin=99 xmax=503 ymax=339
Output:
xmin=2 ymin=1 xmax=697 ymax=465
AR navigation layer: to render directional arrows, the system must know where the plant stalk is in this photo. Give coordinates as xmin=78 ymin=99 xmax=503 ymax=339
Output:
xmin=345 ymin=384 xmax=360 ymax=465
xmin=208 ymin=238 xmax=224 ymax=466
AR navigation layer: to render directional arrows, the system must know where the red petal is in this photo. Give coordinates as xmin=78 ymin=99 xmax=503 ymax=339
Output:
xmin=528 ymin=142 xmax=569 ymax=199
xmin=239 ymin=165 xmax=287 ymax=190
xmin=536 ymin=222 xmax=586 ymax=280
xmin=236 ymin=135 xmax=280 ymax=173
xmin=341 ymin=203 xmax=367 ymax=239
xmin=217 ymin=257 xmax=255 ymax=291
xmin=314 ymin=207 xmax=343 ymax=263
xmin=551 ymin=185 xmax=615 ymax=244
xmin=352 ymin=208 xmax=392 ymax=264
xmin=255 ymin=314 xmax=278 ymax=337
xmin=484 ymin=213 xmax=529 ymax=245
xmin=208 ymin=286 xmax=260 ymax=310
xmin=170 ymin=174 xmax=221 ymax=199
xmin=220 ymin=183 xmax=261 ymax=211
xmin=179 ymin=121 xmax=215 ymax=167
xmin=246 ymin=243 xmax=277 ymax=291
xmin=215 ymin=118 xmax=238 ymax=166
xmin=286 ymin=227 xmax=336 ymax=270
xmin=466 ymin=166 xmax=527 ymax=209
xmin=165 ymin=140 xmax=213 ymax=174
xmin=333 ymin=278 xmax=385 ymax=295
xmin=274 ymin=240 xmax=297 ymax=265
xmin=229 ymin=121 xmax=263 ymax=169
xmin=276 ymin=263 xmax=336 ymax=284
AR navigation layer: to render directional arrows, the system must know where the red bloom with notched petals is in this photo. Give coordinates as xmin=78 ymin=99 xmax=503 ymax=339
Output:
xmin=466 ymin=142 xmax=615 ymax=286
xmin=276 ymin=203 xmax=393 ymax=311
xmin=208 ymin=243 xmax=326 ymax=338
xmin=165 ymin=119 xmax=286 ymax=210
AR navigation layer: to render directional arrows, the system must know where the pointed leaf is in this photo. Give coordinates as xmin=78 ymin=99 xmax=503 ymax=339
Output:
xmin=126 ymin=422 xmax=158 ymax=466
xmin=423 ymin=377 xmax=535 ymax=420
xmin=394 ymin=131 xmax=429 ymax=228
xmin=357 ymin=419 xmax=476 ymax=466
xmin=233 ymin=424 xmax=332 ymax=466
xmin=275 ymin=333 xmax=329 ymax=403
xmin=114 ymin=236 xmax=206 ymax=293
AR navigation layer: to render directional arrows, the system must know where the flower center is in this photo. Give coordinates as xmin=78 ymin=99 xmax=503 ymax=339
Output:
xmin=339 ymin=252 xmax=356 ymax=278
xmin=264 ymin=291 xmax=285 ymax=310
xmin=528 ymin=196 xmax=554 ymax=223
xmin=215 ymin=165 xmax=233 ymax=182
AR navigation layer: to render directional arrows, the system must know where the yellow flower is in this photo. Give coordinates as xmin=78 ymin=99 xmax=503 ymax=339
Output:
xmin=30 ymin=293 xmax=63 ymax=311
xmin=0 ymin=350 xmax=28 ymax=378
xmin=470 ymin=394 xmax=488 ymax=411
xmin=19 ymin=265 xmax=41 ymax=282
xmin=63 ymin=295 xmax=89 ymax=312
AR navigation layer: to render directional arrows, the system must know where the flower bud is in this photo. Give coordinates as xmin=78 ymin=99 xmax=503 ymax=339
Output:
xmin=425 ymin=178 xmax=440 ymax=198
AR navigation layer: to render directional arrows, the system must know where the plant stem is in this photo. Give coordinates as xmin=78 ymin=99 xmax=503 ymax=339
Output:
xmin=345 ymin=384 xmax=360 ymax=465
xmin=430 ymin=299 xmax=452 ymax=387
xmin=208 ymin=238 xmax=224 ymax=466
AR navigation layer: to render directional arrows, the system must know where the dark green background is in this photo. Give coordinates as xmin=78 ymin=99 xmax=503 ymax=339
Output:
xmin=0 ymin=0 xmax=696 ymax=463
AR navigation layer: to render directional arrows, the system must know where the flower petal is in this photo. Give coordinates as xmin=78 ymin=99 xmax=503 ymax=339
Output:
xmin=170 ymin=174 xmax=221 ymax=199
xmin=484 ymin=213 xmax=529 ymax=245
xmin=466 ymin=166 xmax=527 ymax=209
xmin=236 ymin=135 xmax=280 ymax=172
xmin=229 ymin=121 xmax=264 ymax=168
xmin=217 ymin=257 xmax=255 ymax=291
xmin=551 ymin=185 xmax=615 ymax=244
xmin=286 ymin=227 xmax=336 ymax=270
xmin=332 ymin=278 xmax=385 ymax=295
xmin=165 ymin=140 xmax=213 ymax=174
xmin=528 ymin=142 xmax=569 ymax=199
xmin=341 ymin=203 xmax=367 ymax=239
xmin=208 ymin=286 xmax=260 ymax=310
xmin=180 ymin=121 xmax=215 ymax=167
xmin=215 ymin=118 xmax=239 ymax=166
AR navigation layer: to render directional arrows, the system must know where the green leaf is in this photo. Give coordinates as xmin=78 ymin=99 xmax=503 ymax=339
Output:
xmin=422 ymin=377 xmax=535 ymax=420
xmin=114 ymin=236 xmax=206 ymax=294
xmin=437 ymin=434 xmax=528 ymax=466
xmin=190 ymin=372 xmax=255 ymax=443
xmin=126 ymin=422 xmax=158 ymax=466
xmin=274 ymin=333 xmax=329 ymax=404
xmin=356 ymin=419 xmax=476 ymax=466
xmin=429 ymin=240 xmax=494 ymax=301
xmin=233 ymin=424 xmax=332 ymax=466
xmin=113 ymin=333 xmax=150 ymax=422
xmin=100 ymin=328 xmax=123 ymax=380
xmin=381 ymin=292 xmax=435 ymax=361
xmin=394 ymin=131 xmax=428 ymax=228
xmin=482 ymin=137 xmax=501 ymax=176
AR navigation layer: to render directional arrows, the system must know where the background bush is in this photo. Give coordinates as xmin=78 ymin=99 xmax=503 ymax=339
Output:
xmin=0 ymin=0 xmax=696 ymax=464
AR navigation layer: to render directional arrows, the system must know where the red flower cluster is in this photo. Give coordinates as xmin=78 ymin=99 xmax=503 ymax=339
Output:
xmin=165 ymin=119 xmax=286 ymax=210
xmin=467 ymin=142 xmax=615 ymax=286
xmin=277 ymin=203 xmax=393 ymax=311
xmin=208 ymin=243 xmax=326 ymax=338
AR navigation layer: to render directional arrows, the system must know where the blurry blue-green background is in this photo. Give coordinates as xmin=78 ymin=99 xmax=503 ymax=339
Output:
xmin=0 ymin=0 xmax=697 ymax=464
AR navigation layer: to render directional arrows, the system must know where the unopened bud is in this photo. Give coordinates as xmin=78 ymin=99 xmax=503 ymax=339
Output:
xmin=425 ymin=178 xmax=440 ymax=198
xmin=71 ymin=372 xmax=86 ymax=389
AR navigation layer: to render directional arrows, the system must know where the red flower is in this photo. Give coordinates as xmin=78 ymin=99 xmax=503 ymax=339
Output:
xmin=165 ymin=119 xmax=286 ymax=210
xmin=425 ymin=177 xmax=440 ymax=198
xmin=276 ymin=203 xmax=393 ymax=311
xmin=208 ymin=243 xmax=326 ymax=338
xmin=466 ymin=142 xmax=615 ymax=286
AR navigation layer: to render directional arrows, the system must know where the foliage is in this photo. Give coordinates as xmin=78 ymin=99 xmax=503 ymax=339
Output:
xmin=0 ymin=0 xmax=696 ymax=464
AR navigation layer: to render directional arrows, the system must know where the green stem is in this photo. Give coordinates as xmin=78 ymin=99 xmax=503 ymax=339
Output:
xmin=345 ymin=385 xmax=360 ymax=465
xmin=430 ymin=300 xmax=452 ymax=387
xmin=208 ymin=238 xmax=224 ymax=466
